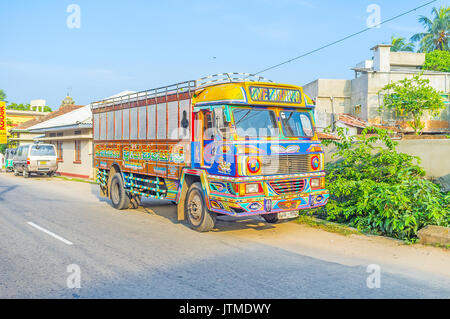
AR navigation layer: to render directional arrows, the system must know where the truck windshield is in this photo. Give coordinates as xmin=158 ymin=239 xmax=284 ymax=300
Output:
xmin=31 ymin=145 xmax=56 ymax=156
xmin=233 ymin=108 xmax=278 ymax=137
xmin=280 ymin=111 xmax=314 ymax=137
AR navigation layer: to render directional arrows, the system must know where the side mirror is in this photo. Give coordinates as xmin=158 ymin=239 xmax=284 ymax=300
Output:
xmin=181 ymin=110 xmax=189 ymax=129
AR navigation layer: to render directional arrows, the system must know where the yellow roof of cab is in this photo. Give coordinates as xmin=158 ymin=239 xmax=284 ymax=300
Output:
xmin=193 ymin=82 xmax=312 ymax=108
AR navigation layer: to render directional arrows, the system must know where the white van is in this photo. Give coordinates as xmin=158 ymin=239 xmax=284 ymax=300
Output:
xmin=12 ymin=143 xmax=58 ymax=178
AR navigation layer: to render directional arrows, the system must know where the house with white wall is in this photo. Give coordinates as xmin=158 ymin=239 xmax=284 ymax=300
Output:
xmin=304 ymin=44 xmax=450 ymax=134
xmin=28 ymin=105 xmax=94 ymax=179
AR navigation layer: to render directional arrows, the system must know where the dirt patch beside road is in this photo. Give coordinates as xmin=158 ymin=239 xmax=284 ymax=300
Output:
xmin=218 ymin=217 xmax=450 ymax=279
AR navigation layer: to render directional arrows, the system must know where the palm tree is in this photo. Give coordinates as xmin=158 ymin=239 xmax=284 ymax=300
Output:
xmin=390 ymin=36 xmax=415 ymax=52
xmin=0 ymin=89 xmax=6 ymax=102
xmin=411 ymin=6 xmax=449 ymax=52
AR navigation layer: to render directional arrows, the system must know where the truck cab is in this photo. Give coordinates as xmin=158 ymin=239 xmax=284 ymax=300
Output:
xmin=189 ymin=80 xmax=328 ymax=225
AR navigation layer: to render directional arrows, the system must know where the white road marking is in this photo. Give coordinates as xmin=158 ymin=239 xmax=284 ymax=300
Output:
xmin=27 ymin=222 xmax=74 ymax=245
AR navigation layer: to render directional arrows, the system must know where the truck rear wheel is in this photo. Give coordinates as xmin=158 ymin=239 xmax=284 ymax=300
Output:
xmin=185 ymin=182 xmax=216 ymax=232
xmin=110 ymin=173 xmax=130 ymax=210
xmin=262 ymin=213 xmax=279 ymax=224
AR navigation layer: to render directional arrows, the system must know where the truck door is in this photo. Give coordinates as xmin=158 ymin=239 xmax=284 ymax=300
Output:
xmin=201 ymin=110 xmax=215 ymax=168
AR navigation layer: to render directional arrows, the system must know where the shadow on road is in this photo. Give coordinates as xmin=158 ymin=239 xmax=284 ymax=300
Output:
xmin=0 ymin=185 xmax=18 ymax=201
xmin=84 ymin=180 xmax=277 ymax=232
xmin=137 ymin=197 xmax=277 ymax=233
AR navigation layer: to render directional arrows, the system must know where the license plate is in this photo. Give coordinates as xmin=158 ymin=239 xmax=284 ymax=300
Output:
xmin=278 ymin=211 xmax=299 ymax=220
xmin=39 ymin=161 xmax=47 ymax=165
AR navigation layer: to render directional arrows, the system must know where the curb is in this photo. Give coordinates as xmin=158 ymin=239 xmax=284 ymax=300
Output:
xmin=418 ymin=225 xmax=450 ymax=245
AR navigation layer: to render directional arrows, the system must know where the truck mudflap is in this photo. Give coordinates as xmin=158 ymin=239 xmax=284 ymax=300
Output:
xmin=97 ymin=169 xmax=109 ymax=198
xmin=176 ymin=168 xmax=211 ymax=221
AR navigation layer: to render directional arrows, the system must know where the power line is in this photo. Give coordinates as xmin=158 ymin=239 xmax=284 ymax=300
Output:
xmin=251 ymin=0 xmax=437 ymax=76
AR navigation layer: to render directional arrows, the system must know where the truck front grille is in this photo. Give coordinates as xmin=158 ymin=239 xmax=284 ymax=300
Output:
xmin=269 ymin=179 xmax=306 ymax=195
xmin=260 ymin=154 xmax=311 ymax=175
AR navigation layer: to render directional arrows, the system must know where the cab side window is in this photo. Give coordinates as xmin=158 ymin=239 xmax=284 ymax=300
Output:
xmin=203 ymin=112 xmax=214 ymax=140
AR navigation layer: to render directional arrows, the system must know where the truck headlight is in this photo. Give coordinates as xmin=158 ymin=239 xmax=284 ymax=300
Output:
xmin=246 ymin=157 xmax=261 ymax=174
xmin=245 ymin=183 xmax=260 ymax=194
xmin=310 ymin=178 xmax=321 ymax=189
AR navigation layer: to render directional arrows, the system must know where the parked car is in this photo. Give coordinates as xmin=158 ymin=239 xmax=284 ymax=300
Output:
xmin=13 ymin=143 xmax=58 ymax=178
xmin=5 ymin=148 xmax=16 ymax=172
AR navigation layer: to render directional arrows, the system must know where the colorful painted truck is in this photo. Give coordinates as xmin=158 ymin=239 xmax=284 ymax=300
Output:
xmin=92 ymin=73 xmax=329 ymax=231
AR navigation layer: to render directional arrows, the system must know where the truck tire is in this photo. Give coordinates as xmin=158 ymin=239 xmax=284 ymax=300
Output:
xmin=110 ymin=173 xmax=130 ymax=210
xmin=14 ymin=167 xmax=19 ymax=176
xmin=262 ymin=213 xmax=279 ymax=224
xmin=185 ymin=182 xmax=216 ymax=232
xmin=23 ymin=169 xmax=30 ymax=178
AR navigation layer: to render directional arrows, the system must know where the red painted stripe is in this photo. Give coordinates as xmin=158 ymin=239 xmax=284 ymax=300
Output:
xmin=56 ymin=172 xmax=91 ymax=180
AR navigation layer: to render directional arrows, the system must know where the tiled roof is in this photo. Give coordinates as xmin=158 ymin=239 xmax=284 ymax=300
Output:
xmin=317 ymin=132 xmax=339 ymax=140
xmin=28 ymin=105 xmax=91 ymax=131
xmin=337 ymin=114 xmax=368 ymax=128
xmin=13 ymin=105 xmax=85 ymax=131
xmin=27 ymin=91 xmax=135 ymax=132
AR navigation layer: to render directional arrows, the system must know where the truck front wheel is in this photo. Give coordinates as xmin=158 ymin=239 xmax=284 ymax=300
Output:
xmin=185 ymin=182 xmax=216 ymax=232
xmin=110 ymin=173 xmax=130 ymax=210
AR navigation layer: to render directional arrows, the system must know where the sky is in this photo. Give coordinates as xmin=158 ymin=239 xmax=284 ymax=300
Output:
xmin=0 ymin=0 xmax=448 ymax=109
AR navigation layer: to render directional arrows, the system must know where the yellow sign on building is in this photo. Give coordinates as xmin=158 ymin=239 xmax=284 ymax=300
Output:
xmin=0 ymin=101 xmax=7 ymax=144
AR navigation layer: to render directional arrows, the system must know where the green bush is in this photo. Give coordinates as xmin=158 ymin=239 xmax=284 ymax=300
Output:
xmin=423 ymin=50 xmax=450 ymax=72
xmin=319 ymin=127 xmax=449 ymax=241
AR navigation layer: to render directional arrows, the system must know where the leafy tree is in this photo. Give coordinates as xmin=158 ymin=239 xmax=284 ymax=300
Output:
xmin=6 ymin=102 xmax=52 ymax=112
xmin=0 ymin=89 xmax=6 ymax=102
xmin=319 ymin=127 xmax=449 ymax=241
xmin=411 ymin=6 xmax=450 ymax=52
xmin=390 ymin=36 xmax=414 ymax=52
xmin=6 ymin=103 xmax=31 ymax=111
xmin=379 ymin=74 xmax=445 ymax=135
xmin=423 ymin=50 xmax=450 ymax=72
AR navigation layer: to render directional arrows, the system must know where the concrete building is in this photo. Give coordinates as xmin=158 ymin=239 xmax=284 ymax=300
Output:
xmin=28 ymin=105 xmax=93 ymax=179
xmin=30 ymin=99 xmax=47 ymax=112
xmin=304 ymin=44 xmax=450 ymax=133
xmin=5 ymin=109 xmax=48 ymax=131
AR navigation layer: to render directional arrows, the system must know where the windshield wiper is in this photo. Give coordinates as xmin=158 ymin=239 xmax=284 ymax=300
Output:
xmin=235 ymin=110 xmax=251 ymax=125
xmin=287 ymin=112 xmax=293 ymax=121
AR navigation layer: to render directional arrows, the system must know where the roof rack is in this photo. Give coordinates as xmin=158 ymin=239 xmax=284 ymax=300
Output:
xmin=196 ymin=73 xmax=272 ymax=87
xmin=91 ymin=73 xmax=272 ymax=110
xmin=91 ymin=80 xmax=196 ymax=110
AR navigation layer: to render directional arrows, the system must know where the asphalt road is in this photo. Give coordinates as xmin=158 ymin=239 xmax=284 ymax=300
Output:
xmin=0 ymin=173 xmax=449 ymax=298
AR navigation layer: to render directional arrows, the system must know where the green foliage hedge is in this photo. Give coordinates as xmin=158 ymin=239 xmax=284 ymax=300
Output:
xmin=423 ymin=50 xmax=450 ymax=72
xmin=319 ymin=127 xmax=449 ymax=241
